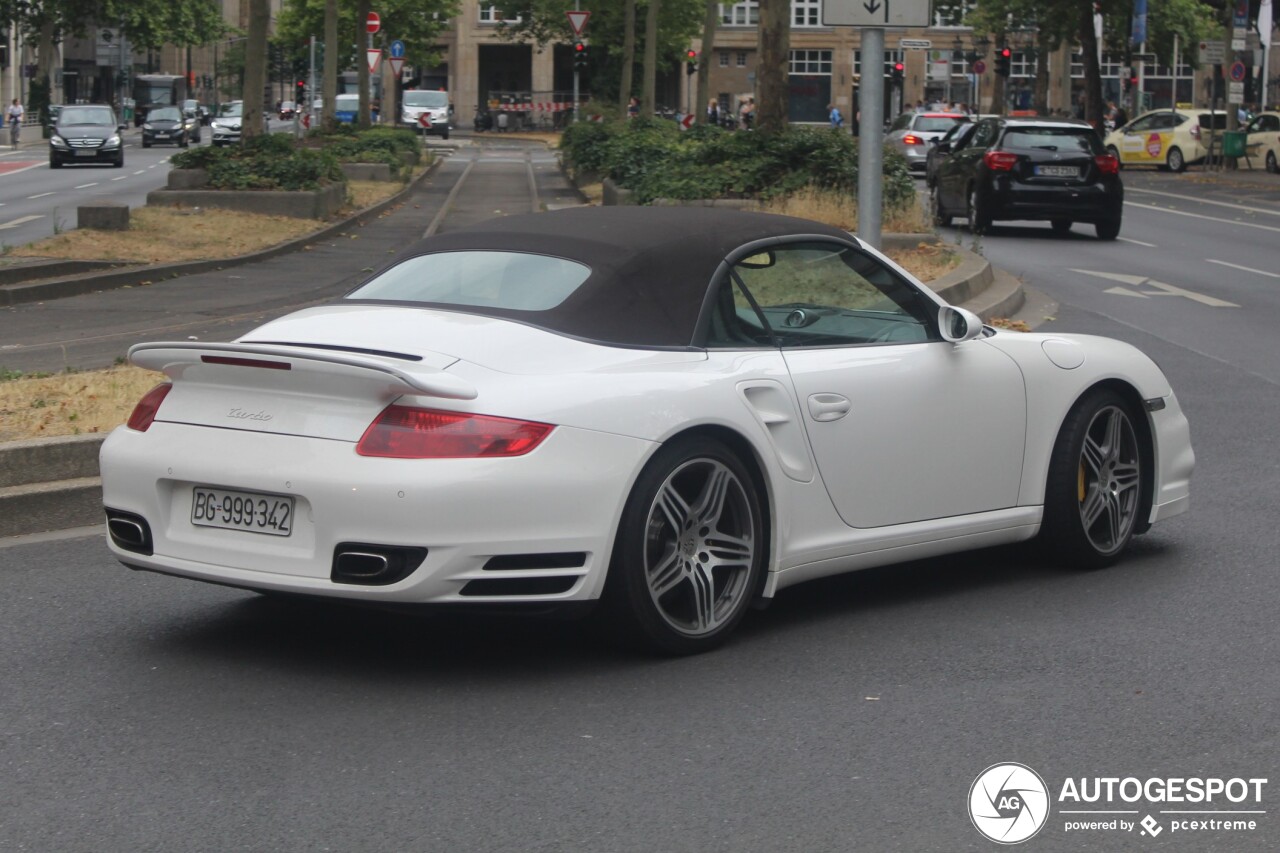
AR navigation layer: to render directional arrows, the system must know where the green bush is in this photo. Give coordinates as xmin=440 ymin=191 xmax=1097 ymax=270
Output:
xmin=324 ymin=127 xmax=420 ymax=169
xmin=561 ymin=120 xmax=915 ymax=209
xmin=170 ymin=137 xmax=342 ymax=191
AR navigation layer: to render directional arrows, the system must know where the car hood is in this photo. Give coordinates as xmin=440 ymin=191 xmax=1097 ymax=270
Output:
xmin=239 ymin=304 xmax=705 ymax=376
xmin=55 ymin=124 xmax=115 ymax=135
xmin=148 ymin=120 xmax=182 ymax=128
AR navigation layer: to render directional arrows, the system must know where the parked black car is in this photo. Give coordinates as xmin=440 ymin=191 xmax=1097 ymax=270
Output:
xmin=932 ymin=116 xmax=1123 ymax=240
xmin=48 ymin=104 xmax=125 ymax=169
xmin=142 ymin=106 xmax=195 ymax=148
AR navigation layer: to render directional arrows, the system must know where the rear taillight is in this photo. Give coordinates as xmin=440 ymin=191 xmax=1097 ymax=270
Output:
xmin=902 ymin=133 xmax=924 ymax=145
xmin=356 ymin=405 xmax=554 ymax=459
xmin=126 ymin=383 xmax=173 ymax=432
xmin=1191 ymin=125 xmax=1201 ymax=141
xmin=983 ymin=150 xmax=1019 ymax=171
xmin=1094 ymin=154 xmax=1120 ymax=175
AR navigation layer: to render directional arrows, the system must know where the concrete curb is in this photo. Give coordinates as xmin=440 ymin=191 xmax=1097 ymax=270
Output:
xmin=0 ymin=155 xmax=445 ymax=308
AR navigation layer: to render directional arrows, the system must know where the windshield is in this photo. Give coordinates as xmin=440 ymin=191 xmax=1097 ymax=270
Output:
xmin=1002 ymin=127 xmax=1102 ymax=154
xmin=403 ymin=91 xmax=449 ymax=109
xmin=346 ymin=251 xmax=591 ymax=312
xmin=335 ymin=95 xmax=360 ymax=110
xmin=59 ymin=107 xmax=116 ymax=126
xmin=150 ymin=107 xmax=181 ymax=122
xmin=219 ymin=103 xmax=243 ymax=117
xmin=913 ymin=115 xmax=966 ymax=133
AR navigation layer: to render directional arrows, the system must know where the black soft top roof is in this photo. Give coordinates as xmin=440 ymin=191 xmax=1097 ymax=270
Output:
xmin=373 ymin=207 xmax=856 ymax=348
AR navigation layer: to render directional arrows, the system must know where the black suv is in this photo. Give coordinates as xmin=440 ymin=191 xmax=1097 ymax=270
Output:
xmin=49 ymin=104 xmax=125 ymax=168
xmin=932 ymin=117 xmax=1122 ymax=240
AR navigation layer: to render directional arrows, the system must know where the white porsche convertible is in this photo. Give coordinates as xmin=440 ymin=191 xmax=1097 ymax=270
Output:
xmin=100 ymin=207 xmax=1194 ymax=654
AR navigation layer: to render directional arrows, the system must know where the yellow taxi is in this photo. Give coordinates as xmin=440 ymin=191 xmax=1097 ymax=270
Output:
xmin=1242 ymin=112 xmax=1280 ymax=173
xmin=1103 ymin=108 xmax=1226 ymax=172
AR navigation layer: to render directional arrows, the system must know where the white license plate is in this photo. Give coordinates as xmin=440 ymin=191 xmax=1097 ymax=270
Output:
xmin=1036 ymin=165 xmax=1079 ymax=177
xmin=191 ymin=486 xmax=294 ymax=536
xmin=75 ymin=149 xmax=99 ymax=157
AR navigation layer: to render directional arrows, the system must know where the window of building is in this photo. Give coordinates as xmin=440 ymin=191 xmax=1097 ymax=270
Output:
xmin=478 ymin=4 xmax=521 ymax=23
xmin=721 ymin=2 xmax=759 ymax=26
xmin=853 ymin=49 xmax=905 ymax=78
xmin=793 ymin=0 xmax=821 ymax=27
xmin=790 ymin=49 xmax=832 ymax=75
xmin=720 ymin=52 xmax=730 ymax=68
xmin=1070 ymin=52 xmax=1125 ymax=79
xmin=737 ymin=51 xmax=748 ymax=67
xmin=1010 ymin=51 xmax=1034 ymax=78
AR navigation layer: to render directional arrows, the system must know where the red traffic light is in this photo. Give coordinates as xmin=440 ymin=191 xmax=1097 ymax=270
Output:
xmin=894 ymin=62 xmax=904 ymax=71
xmin=574 ymin=41 xmax=585 ymax=53
xmin=1000 ymin=48 xmax=1011 ymax=58
xmin=687 ymin=49 xmax=697 ymax=59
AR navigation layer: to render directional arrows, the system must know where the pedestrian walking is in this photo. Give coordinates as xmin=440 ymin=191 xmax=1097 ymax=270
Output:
xmin=7 ymin=98 xmax=23 ymax=147
xmin=739 ymin=97 xmax=754 ymax=130
xmin=828 ymin=102 xmax=844 ymax=130
xmin=706 ymin=98 xmax=719 ymax=127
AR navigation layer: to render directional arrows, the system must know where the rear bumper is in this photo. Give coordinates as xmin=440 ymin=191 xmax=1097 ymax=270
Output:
xmin=982 ymin=177 xmax=1123 ymax=223
xmin=100 ymin=421 xmax=653 ymax=606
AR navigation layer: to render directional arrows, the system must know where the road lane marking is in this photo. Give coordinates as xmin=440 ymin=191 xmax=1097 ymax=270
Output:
xmin=0 ymin=214 xmax=45 ymax=229
xmin=1127 ymin=186 xmax=1280 ymax=218
xmin=26 ymin=191 xmax=54 ymax=199
xmin=1123 ymin=201 xmax=1280 ymax=234
xmin=1118 ymin=237 xmax=1157 ymax=247
xmin=1205 ymin=259 xmax=1280 ymax=279
xmin=1073 ymin=269 xmax=1239 ymax=307
xmin=73 ymin=182 xmax=99 ymax=189
xmin=132 ymin=170 xmax=145 ymax=175
xmin=111 ymin=175 xmax=127 ymax=181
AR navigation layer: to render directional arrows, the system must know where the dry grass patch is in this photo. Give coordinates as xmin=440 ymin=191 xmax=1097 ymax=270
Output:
xmin=758 ymin=186 xmax=931 ymax=235
xmin=883 ymin=241 xmax=961 ymax=282
xmin=9 ymin=173 xmax=418 ymax=265
xmin=0 ymin=365 xmax=163 ymax=442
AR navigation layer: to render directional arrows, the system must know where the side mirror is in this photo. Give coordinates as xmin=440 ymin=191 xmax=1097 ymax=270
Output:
xmin=935 ymin=141 xmax=952 ymax=153
xmin=938 ymin=306 xmax=985 ymax=343
xmin=117 ymin=124 xmax=126 ymax=133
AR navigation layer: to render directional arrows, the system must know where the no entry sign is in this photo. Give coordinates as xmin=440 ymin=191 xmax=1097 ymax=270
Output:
xmin=366 ymin=12 xmax=381 ymax=34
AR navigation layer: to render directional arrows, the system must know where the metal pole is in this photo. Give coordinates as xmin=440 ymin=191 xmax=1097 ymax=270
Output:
xmin=857 ymin=27 xmax=884 ymax=249
xmin=309 ymin=35 xmax=317 ymax=127
xmin=572 ymin=0 xmax=580 ymax=123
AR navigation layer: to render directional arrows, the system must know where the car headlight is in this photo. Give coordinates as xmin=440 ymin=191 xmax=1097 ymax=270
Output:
xmin=105 ymin=135 xmax=121 ymax=147
xmin=143 ymin=123 xmax=152 ymax=130
xmin=50 ymin=134 xmax=67 ymax=147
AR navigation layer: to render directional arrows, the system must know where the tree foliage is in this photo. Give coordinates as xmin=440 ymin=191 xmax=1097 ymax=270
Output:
xmin=0 ymin=0 xmax=227 ymax=49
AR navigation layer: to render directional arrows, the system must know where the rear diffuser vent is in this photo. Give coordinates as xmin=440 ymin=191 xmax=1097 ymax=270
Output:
xmin=482 ymin=552 xmax=587 ymax=571
xmin=459 ymin=577 xmax=578 ymax=597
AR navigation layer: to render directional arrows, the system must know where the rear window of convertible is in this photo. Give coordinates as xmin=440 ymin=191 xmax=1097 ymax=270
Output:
xmin=346 ymin=251 xmax=592 ymax=312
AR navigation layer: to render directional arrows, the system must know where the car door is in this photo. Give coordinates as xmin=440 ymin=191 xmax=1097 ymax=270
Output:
xmin=722 ymin=241 xmax=1027 ymax=529
xmin=938 ymin=120 xmax=996 ymax=212
xmin=1245 ymin=114 xmax=1280 ymax=165
xmin=1118 ymin=114 xmax=1158 ymax=164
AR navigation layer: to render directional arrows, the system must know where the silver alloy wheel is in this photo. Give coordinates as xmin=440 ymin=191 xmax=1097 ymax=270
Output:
xmin=1167 ymin=146 xmax=1185 ymax=172
xmin=643 ymin=458 xmax=756 ymax=636
xmin=1077 ymin=405 xmax=1141 ymax=555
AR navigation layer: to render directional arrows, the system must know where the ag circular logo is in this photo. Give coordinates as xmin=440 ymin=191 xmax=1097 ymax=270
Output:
xmin=969 ymin=763 xmax=1051 ymax=844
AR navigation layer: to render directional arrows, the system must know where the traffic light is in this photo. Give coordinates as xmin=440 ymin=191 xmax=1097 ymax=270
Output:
xmin=891 ymin=62 xmax=904 ymax=84
xmin=686 ymin=49 xmax=698 ymax=76
xmin=296 ymin=80 xmax=305 ymax=103
xmin=573 ymin=41 xmax=588 ymax=71
xmin=994 ymin=47 xmax=1011 ymax=77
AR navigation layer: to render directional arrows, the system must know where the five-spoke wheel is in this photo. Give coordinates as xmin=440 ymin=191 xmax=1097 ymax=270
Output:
xmin=604 ymin=437 xmax=764 ymax=654
xmin=1043 ymin=390 xmax=1146 ymax=568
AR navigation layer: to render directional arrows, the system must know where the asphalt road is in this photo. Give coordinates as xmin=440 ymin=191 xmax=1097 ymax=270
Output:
xmin=1 ymin=163 xmax=1278 ymax=850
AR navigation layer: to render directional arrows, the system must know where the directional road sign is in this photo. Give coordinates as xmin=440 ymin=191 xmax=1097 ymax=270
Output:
xmin=389 ymin=39 xmax=406 ymax=59
xmin=823 ymin=0 xmax=931 ymax=28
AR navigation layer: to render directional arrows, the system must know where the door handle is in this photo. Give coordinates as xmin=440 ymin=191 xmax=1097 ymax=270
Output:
xmin=807 ymin=393 xmax=851 ymax=422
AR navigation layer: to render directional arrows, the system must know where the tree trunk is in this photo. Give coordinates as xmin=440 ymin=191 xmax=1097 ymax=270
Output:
xmin=34 ymin=18 xmax=57 ymax=125
xmin=241 ymin=0 xmax=270 ymax=143
xmin=1078 ymin=4 xmax=1103 ymax=131
xmin=356 ymin=0 xmax=372 ymax=128
xmin=324 ymin=0 xmax=339 ymax=131
xmin=695 ymin=0 xmax=718 ymax=124
xmin=619 ymin=0 xmax=636 ymax=114
xmin=643 ymin=0 xmax=659 ymax=116
xmin=756 ymin=0 xmax=789 ymax=133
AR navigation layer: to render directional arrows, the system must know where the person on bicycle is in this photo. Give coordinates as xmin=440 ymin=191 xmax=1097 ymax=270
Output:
xmin=7 ymin=98 xmax=23 ymax=147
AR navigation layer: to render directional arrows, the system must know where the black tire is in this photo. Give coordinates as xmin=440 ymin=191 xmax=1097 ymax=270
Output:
xmin=1267 ymin=151 xmax=1277 ymax=174
xmin=1106 ymin=145 xmax=1123 ymax=170
xmin=113 ymin=154 xmax=124 ymax=168
xmin=441 ymin=128 xmax=450 ymax=141
xmin=1167 ymin=146 xmax=1186 ymax=173
xmin=931 ymin=187 xmax=952 ymax=227
xmin=600 ymin=437 xmax=765 ymax=655
xmin=142 ymin=141 xmax=151 ymax=149
xmin=1095 ymin=217 xmax=1121 ymax=240
xmin=49 ymin=156 xmax=62 ymax=169
xmin=967 ymin=185 xmax=991 ymax=234
xmin=1050 ymin=218 xmax=1072 ymax=235
xmin=1041 ymin=389 xmax=1145 ymax=569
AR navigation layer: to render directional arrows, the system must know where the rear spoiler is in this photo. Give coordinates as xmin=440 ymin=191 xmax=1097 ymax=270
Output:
xmin=129 ymin=341 xmax=478 ymax=401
